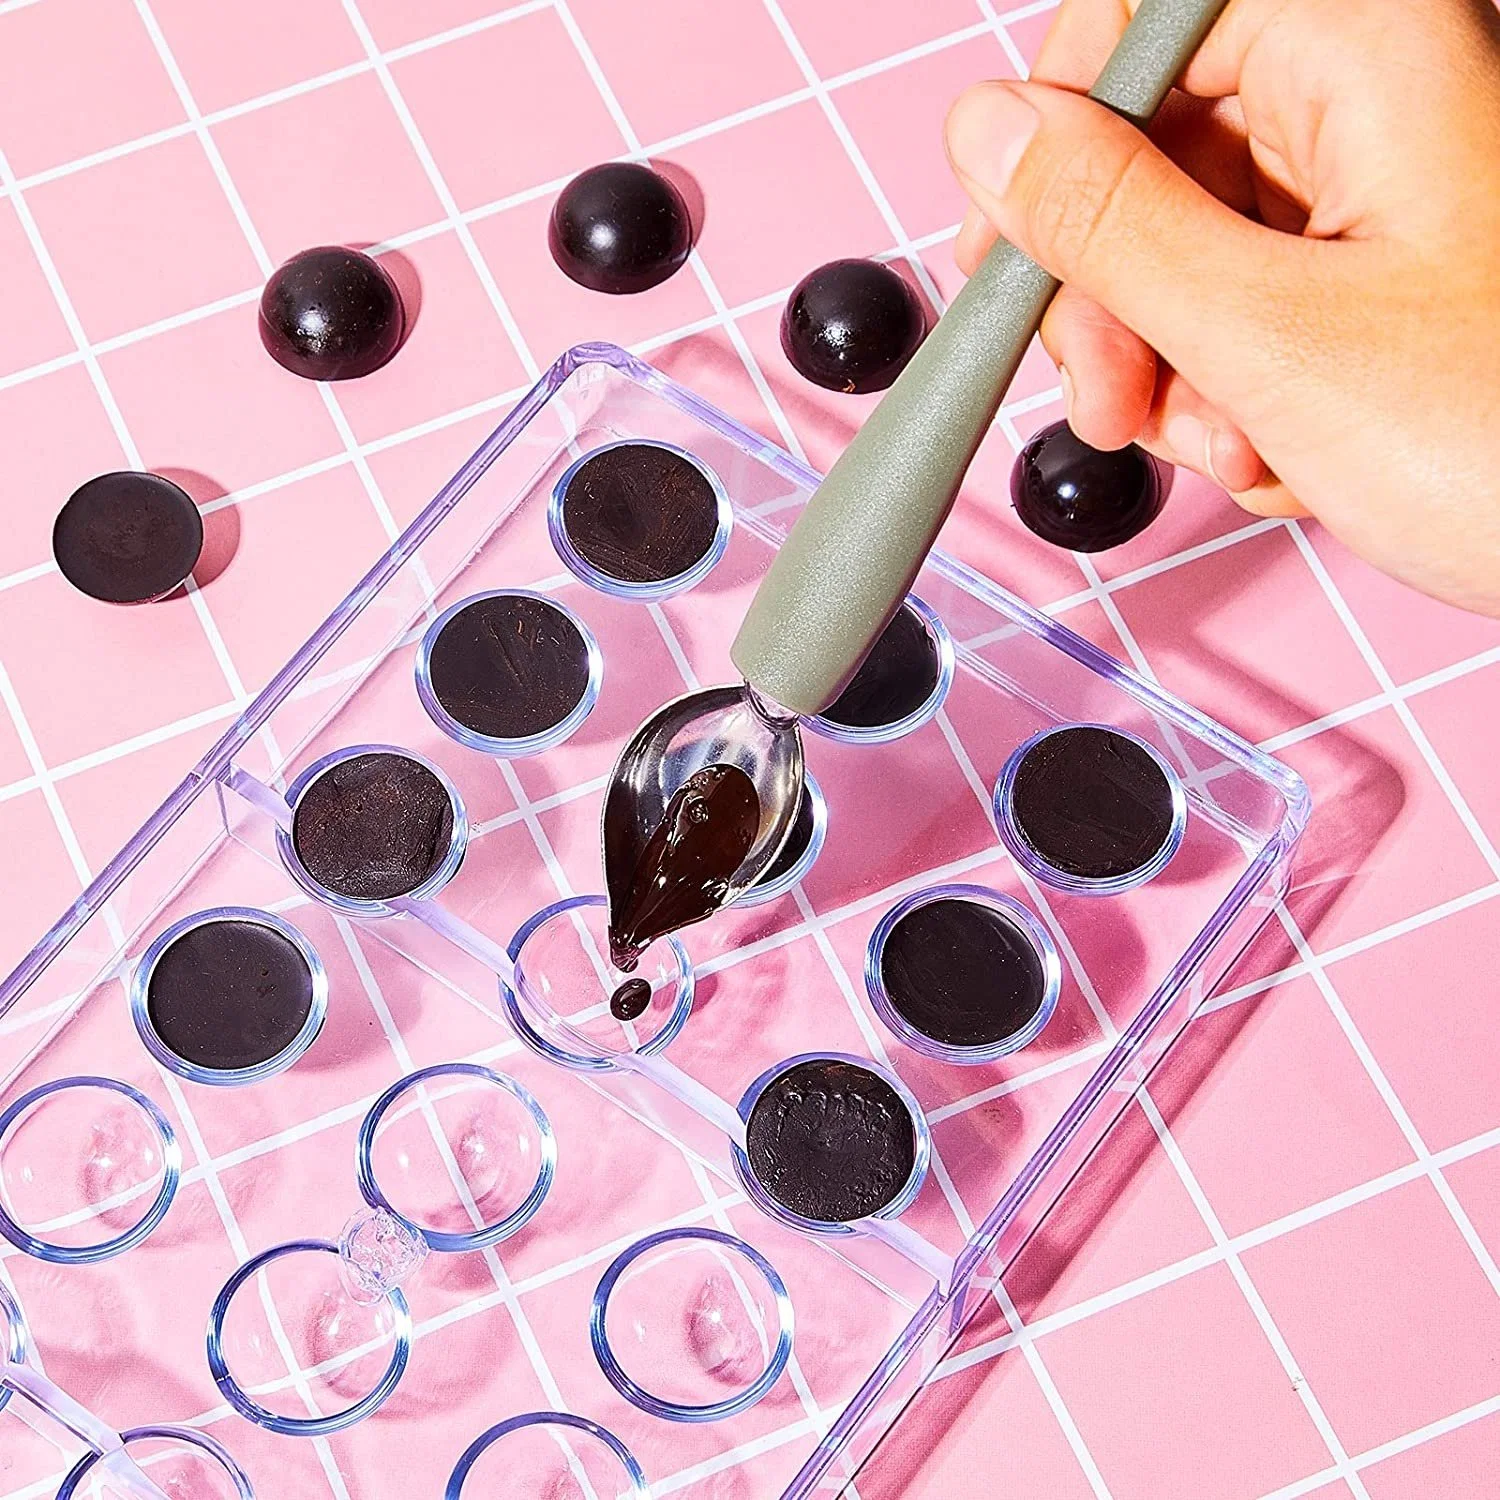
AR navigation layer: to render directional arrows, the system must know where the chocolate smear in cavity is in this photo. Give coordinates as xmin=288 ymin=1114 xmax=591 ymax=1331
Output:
xmin=745 ymin=1058 xmax=916 ymax=1223
xmin=562 ymin=443 xmax=719 ymax=584
xmin=147 ymin=918 xmax=314 ymax=1072
xmin=1010 ymin=726 xmax=1176 ymax=881
xmin=293 ymin=751 xmax=455 ymax=902
xmin=821 ymin=603 xmax=939 ymax=730
xmin=880 ymin=898 xmax=1045 ymax=1048
xmin=428 ymin=593 xmax=590 ymax=741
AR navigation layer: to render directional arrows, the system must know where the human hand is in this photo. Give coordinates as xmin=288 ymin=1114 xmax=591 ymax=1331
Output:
xmin=944 ymin=0 xmax=1500 ymax=616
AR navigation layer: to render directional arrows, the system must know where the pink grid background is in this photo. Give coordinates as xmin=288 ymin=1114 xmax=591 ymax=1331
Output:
xmin=0 ymin=0 xmax=1498 ymax=1495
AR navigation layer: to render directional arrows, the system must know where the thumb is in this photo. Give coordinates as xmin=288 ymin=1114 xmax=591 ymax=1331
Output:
xmin=945 ymin=79 xmax=1311 ymax=408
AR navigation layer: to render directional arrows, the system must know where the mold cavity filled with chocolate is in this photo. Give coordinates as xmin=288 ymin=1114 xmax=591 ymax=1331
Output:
xmin=293 ymin=751 xmax=458 ymax=903
xmin=875 ymin=893 xmax=1056 ymax=1055
xmin=745 ymin=1058 xmax=917 ymax=1224
xmin=555 ymin=442 xmax=727 ymax=595
xmin=814 ymin=598 xmax=950 ymax=741
xmin=145 ymin=917 xmax=316 ymax=1074
xmin=422 ymin=591 xmax=597 ymax=753
xmin=1003 ymin=725 xmax=1183 ymax=890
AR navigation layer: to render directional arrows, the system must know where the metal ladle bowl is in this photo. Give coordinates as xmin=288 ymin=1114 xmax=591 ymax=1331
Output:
xmin=603 ymin=684 xmax=804 ymax=918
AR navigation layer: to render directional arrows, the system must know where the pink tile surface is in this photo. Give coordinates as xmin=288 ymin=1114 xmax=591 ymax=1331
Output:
xmin=2 ymin=1 xmax=1500 ymax=1496
xmin=0 ymin=0 xmax=183 ymax=177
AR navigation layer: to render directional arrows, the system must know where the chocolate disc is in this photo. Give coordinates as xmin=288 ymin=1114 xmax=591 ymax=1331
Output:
xmin=745 ymin=1058 xmax=916 ymax=1223
xmin=1009 ymin=726 xmax=1178 ymax=881
xmin=53 ymin=472 xmax=203 ymax=604
xmin=561 ymin=443 xmax=721 ymax=586
xmin=146 ymin=918 xmax=314 ymax=1072
xmin=292 ymin=751 xmax=456 ymax=902
xmin=880 ymin=898 xmax=1045 ymax=1049
xmin=821 ymin=603 xmax=939 ymax=730
xmin=427 ymin=594 xmax=592 ymax=742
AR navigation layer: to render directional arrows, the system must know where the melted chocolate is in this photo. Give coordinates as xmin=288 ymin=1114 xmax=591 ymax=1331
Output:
xmin=1010 ymin=726 xmax=1177 ymax=881
xmin=880 ymin=898 xmax=1045 ymax=1048
xmin=609 ymin=978 xmax=652 ymax=1021
xmin=53 ymin=472 xmax=203 ymax=604
xmin=147 ymin=918 xmax=314 ymax=1071
xmin=428 ymin=593 xmax=590 ymax=741
xmin=606 ymin=763 xmax=759 ymax=971
xmin=745 ymin=1058 xmax=916 ymax=1223
xmin=751 ymin=780 xmax=815 ymax=887
xmin=293 ymin=751 xmax=455 ymax=901
xmin=562 ymin=443 xmax=720 ymax=585
xmin=821 ymin=603 xmax=939 ymax=730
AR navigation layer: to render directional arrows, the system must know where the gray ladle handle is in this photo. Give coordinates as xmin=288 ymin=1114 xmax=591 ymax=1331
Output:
xmin=730 ymin=0 xmax=1230 ymax=716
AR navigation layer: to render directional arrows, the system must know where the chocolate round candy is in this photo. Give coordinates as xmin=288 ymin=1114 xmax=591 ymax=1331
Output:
xmin=548 ymin=162 xmax=692 ymax=294
xmin=146 ymin=917 xmax=315 ymax=1073
xmin=427 ymin=593 xmax=592 ymax=743
xmin=745 ymin=1058 xmax=916 ymax=1223
xmin=292 ymin=751 xmax=456 ymax=902
xmin=1010 ymin=419 xmax=1168 ymax=552
xmin=259 ymin=246 xmax=405 ymax=381
xmin=879 ymin=897 xmax=1046 ymax=1050
xmin=53 ymin=471 xmax=203 ymax=604
xmin=560 ymin=442 xmax=721 ymax=586
xmin=1009 ymin=726 xmax=1178 ymax=882
xmin=780 ymin=258 xmax=926 ymax=394
xmin=821 ymin=601 xmax=939 ymax=731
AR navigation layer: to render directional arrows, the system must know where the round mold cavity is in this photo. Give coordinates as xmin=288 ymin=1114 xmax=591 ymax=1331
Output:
xmin=549 ymin=439 xmax=732 ymax=602
xmin=130 ymin=906 xmax=328 ymax=1087
xmin=735 ymin=772 xmax=827 ymax=908
xmin=445 ymin=1410 xmax=650 ymax=1499
xmin=994 ymin=723 xmax=1187 ymax=895
xmin=807 ymin=595 xmax=955 ymax=746
xmin=207 ymin=1238 xmax=411 ymax=1437
xmin=591 ymin=1227 xmax=793 ymax=1423
xmin=277 ymin=744 xmax=469 ymax=917
xmin=500 ymin=894 xmax=693 ymax=1072
xmin=416 ymin=588 xmax=603 ymax=758
xmin=56 ymin=1425 xmax=256 ymax=1499
xmin=731 ymin=1052 xmax=931 ymax=1237
xmin=356 ymin=1063 xmax=555 ymax=1253
xmin=865 ymin=884 xmax=1061 ymax=1064
xmin=0 ymin=1278 xmax=30 ymax=1414
xmin=0 ymin=1076 xmax=180 ymax=1265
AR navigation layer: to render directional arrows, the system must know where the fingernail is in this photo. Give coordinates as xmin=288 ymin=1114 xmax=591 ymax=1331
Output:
xmin=1164 ymin=413 xmax=1223 ymax=488
xmin=947 ymin=82 xmax=1040 ymax=199
xmin=1058 ymin=364 xmax=1076 ymax=420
